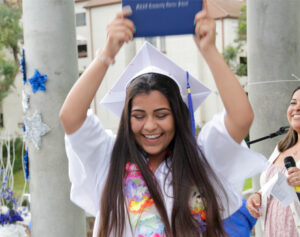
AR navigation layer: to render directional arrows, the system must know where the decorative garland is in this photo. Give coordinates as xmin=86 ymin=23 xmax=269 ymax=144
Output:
xmin=20 ymin=48 xmax=27 ymax=85
xmin=23 ymin=149 xmax=29 ymax=181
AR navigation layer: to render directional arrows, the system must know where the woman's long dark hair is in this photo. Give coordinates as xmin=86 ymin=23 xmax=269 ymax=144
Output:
xmin=278 ymin=86 xmax=300 ymax=152
xmin=98 ymin=73 xmax=227 ymax=237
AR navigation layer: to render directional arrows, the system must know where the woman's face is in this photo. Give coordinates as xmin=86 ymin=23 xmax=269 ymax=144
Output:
xmin=130 ymin=90 xmax=175 ymax=161
xmin=287 ymin=89 xmax=300 ymax=133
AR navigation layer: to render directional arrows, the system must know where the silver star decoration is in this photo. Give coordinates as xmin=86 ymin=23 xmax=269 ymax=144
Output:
xmin=22 ymin=90 xmax=30 ymax=113
xmin=23 ymin=110 xmax=50 ymax=150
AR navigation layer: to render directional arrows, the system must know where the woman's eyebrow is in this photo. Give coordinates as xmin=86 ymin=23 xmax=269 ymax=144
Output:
xmin=154 ymin=108 xmax=171 ymax=112
xmin=131 ymin=109 xmax=145 ymax=113
xmin=131 ymin=108 xmax=171 ymax=112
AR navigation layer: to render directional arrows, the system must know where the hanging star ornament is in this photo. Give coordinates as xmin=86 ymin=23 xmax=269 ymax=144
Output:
xmin=23 ymin=110 xmax=50 ymax=150
xmin=28 ymin=69 xmax=47 ymax=93
xmin=22 ymin=90 xmax=30 ymax=113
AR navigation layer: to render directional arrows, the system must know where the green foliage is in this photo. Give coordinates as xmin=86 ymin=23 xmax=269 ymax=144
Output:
xmin=0 ymin=56 xmax=18 ymax=101
xmin=13 ymin=169 xmax=29 ymax=199
xmin=237 ymin=5 xmax=247 ymax=41
xmin=0 ymin=2 xmax=23 ymax=102
xmin=223 ymin=45 xmax=239 ymax=68
xmin=243 ymin=177 xmax=252 ymax=191
xmin=2 ymin=137 xmax=25 ymax=174
xmin=0 ymin=3 xmax=23 ymax=52
xmin=223 ymin=4 xmax=247 ymax=77
xmin=236 ymin=62 xmax=247 ymax=76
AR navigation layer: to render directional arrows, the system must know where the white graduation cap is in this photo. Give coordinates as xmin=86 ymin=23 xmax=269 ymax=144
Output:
xmin=100 ymin=42 xmax=211 ymax=117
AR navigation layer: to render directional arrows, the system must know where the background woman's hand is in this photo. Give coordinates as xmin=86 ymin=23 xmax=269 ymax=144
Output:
xmin=246 ymin=193 xmax=262 ymax=218
xmin=102 ymin=6 xmax=135 ymax=60
xmin=287 ymin=167 xmax=300 ymax=187
xmin=193 ymin=0 xmax=216 ymax=55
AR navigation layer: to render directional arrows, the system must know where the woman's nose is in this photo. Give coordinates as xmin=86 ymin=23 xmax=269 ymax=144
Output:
xmin=143 ymin=116 xmax=157 ymax=131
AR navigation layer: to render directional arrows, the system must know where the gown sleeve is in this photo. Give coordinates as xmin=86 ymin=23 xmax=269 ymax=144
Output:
xmin=64 ymin=110 xmax=116 ymax=216
xmin=197 ymin=110 xmax=269 ymax=218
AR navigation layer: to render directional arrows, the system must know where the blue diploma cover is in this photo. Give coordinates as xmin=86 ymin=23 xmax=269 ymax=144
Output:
xmin=122 ymin=0 xmax=203 ymax=37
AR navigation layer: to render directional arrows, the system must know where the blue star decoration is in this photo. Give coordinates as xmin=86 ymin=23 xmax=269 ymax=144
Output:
xmin=28 ymin=69 xmax=47 ymax=93
xmin=23 ymin=110 xmax=50 ymax=150
xmin=20 ymin=48 xmax=27 ymax=84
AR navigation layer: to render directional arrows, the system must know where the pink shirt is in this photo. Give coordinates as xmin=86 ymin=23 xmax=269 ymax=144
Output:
xmin=264 ymin=164 xmax=299 ymax=237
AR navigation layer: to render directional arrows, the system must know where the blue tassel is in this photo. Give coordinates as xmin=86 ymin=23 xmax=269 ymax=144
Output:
xmin=186 ymin=71 xmax=196 ymax=136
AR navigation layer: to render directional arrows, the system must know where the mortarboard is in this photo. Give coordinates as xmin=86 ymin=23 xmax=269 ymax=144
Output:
xmin=100 ymin=42 xmax=211 ymax=127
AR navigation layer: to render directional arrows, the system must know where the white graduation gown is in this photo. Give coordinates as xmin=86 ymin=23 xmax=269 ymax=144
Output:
xmin=65 ymin=110 xmax=268 ymax=237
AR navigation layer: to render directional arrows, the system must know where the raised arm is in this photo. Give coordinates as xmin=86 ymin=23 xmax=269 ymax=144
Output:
xmin=59 ymin=8 xmax=134 ymax=134
xmin=194 ymin=0 xmax=253 ymax=143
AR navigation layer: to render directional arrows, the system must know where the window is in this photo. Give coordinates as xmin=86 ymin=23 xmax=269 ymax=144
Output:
xmin=78 ymin=44 xmax=88 ymax=58
xmin=76 ymin=13 xmax=86 ymax=27
xmin=237 ymin=56 xmax=247 ymax=76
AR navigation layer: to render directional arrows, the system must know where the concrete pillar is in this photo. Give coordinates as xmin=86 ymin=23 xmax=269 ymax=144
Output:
xmin=248 ymin=0 xmax=300 ymax=236
xmin=22 ymin=1 xmax=86 ymax=236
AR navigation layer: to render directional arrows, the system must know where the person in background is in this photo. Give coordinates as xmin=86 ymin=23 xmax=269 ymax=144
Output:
xmin=246 ymin=86 xmax=300 ymax=237
xmin=59 ymin=1 xmax=267 ymax=236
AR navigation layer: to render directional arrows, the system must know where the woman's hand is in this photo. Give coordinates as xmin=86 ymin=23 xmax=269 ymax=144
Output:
xmin=193 ymin=0 xmax=216 ymax=55
xmin=102 ymin=6 xmax=135 ymax=60
xmin=287 ymin=167 xmax=300 ymax=187
xmin=246 ymin=193 xmax=262 ymax=218
xmin=59 ymin=7 xmax=134 ymax=134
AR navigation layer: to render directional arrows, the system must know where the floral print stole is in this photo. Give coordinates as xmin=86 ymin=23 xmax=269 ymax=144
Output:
xmin=124 ymin=162 xmax=207 ymax=237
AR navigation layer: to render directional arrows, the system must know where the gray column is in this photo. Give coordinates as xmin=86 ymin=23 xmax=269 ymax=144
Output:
xmin=248 ymin=0 xmax=300 ymax=236
xmin=22 ymin=1 xmax=86 ymax=236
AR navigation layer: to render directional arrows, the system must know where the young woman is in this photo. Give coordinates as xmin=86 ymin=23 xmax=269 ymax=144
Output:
xmin=60 ymin=2 xmax=267 ymax=237
xmin=247 ymin=86 xmax=300 ymax=237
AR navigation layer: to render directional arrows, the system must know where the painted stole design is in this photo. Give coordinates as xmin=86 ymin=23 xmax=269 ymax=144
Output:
xmin=124 ymin=162 xmax=207 ymax=237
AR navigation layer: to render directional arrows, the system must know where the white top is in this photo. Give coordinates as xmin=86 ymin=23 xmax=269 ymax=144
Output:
xmin=65 ymin=110 xmax=268 ymax=237
xmin=260 ymin=146 xmax=300 ymax=234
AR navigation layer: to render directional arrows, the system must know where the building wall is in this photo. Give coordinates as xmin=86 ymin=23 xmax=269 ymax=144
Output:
xmin=75 ymin=1 xmax=92 ymax=73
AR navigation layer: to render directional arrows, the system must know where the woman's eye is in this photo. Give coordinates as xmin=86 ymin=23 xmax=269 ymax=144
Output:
xmin=156 ymin=114 xmax=167 ymax=119
xmin=132 ymin=114 xmax=144 ymax=119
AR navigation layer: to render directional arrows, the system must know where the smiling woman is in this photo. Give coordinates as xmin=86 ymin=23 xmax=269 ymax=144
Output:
xmin=130 ymin=79 xmax=175 ymax=171
xmin=246 ymin=86 xmax=300 ymax=237
xmin=59 ymin=5 xmax=268 ymax=237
